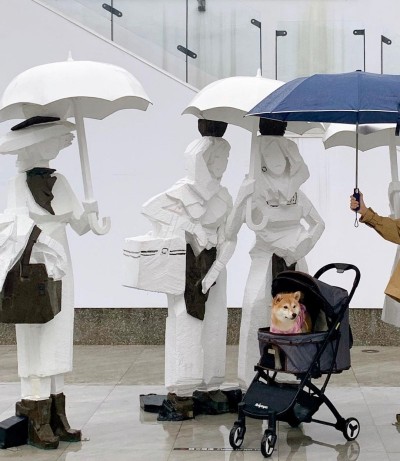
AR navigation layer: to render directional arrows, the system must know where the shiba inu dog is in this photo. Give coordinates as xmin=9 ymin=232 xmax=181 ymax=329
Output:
xmin=270 ymin=291 xmax=312 ymax=369
xmin=270 ymin=291 xmax=312 ymax=334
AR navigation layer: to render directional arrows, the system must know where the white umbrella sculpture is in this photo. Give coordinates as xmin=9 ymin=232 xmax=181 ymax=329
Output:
xmin=183 ymin=72 xmax=324 ymax=231
xmin=0 ymin=59 xmax=152 ymax=235
xmin=323 ymin=123 xmax=400 ymax=216
xmin=324 ymin=122 xmax=400 ymax=325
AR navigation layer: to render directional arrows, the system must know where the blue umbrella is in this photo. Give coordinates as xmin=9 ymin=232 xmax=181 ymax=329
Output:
xmin=249 ymin=71 xmax=400 ymax=125
xmin=247 ymin=71 xmax=400 ymax=224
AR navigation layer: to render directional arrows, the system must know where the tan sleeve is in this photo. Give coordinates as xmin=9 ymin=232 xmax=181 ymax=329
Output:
xmin=360 ymin=207 xmax=400 ymax=244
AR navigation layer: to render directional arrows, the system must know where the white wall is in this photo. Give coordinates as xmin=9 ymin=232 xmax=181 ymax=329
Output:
xmin=0 ymin=0 xmax=396 ymax=309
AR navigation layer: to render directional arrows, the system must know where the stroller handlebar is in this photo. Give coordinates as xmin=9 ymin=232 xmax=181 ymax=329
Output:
xmin=313 ymin=263 xmax=361 ymax=303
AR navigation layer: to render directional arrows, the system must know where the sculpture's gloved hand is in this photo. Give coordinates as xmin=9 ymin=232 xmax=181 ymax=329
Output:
xmin=201 ymin=260 xmax=224 ymax=294
xmin=235 ymin=176 xmax=255 ymax=205
xmin=284 ymin=236 xmax=312 ymax=267
xmin=283 ymin=254 xmax=296 ymax=267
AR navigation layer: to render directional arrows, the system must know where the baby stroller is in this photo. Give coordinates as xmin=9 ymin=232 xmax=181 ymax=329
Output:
xmin=229 ymin=263 xmax=361 ymax=458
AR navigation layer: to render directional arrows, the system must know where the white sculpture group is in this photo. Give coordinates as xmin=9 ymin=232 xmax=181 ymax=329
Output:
xmin=0 ymin=63 xmax=325 ymax=447
xmin=124 ymin=117 xmax=325 ymax=416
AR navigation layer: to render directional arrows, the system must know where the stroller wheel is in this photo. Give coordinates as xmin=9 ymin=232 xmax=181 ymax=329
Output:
xmin=229 ymin=424 xmax=246 ymax=449
xmin=343 ymin=417 xmax=360 ymax=441
xmin=261 ymin=429 xmax=276 ymax=458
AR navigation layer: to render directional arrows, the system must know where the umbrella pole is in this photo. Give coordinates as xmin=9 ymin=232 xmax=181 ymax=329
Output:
xmin=389 ymin=133 xmax=399 ymax=182
xmin=355 ymin=123 xmax=359 ymax=189
xmin=245 ymin=122 xmax=268 ymax=231
xmin=354 ymin=123 xmax=360 ymax=227
xmin=72 ymin=100 xmax=111 ymax=235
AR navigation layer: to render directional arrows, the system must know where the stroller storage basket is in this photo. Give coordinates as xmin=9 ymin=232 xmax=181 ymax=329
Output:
xmin=258 ymin=327 xmax=350 ymax=375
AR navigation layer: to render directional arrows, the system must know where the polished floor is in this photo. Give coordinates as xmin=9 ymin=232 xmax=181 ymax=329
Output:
xmin=0 ymin=345 xmax=400 ymax=460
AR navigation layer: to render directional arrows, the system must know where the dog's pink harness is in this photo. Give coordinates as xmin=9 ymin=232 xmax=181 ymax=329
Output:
xmin=270 ymin=303 xmax=307 ymax=334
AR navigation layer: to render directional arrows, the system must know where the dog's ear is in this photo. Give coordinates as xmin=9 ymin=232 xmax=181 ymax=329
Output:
xmin=294 ymin=291 xmax=301 ymax=301
xmin=274 ymin=294 xmax=283 ymax=303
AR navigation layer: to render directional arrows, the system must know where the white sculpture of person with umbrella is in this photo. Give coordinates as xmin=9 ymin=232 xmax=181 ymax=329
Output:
xmin=0 ymin=116 xmax=91 ymax=449
xmin=225 ymin=118 xmax=325 ymax=388
xmin=135 ymin=119 xmax=236 ymax=419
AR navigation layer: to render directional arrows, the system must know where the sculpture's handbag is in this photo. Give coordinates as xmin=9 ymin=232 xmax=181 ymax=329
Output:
xmin=122 ymin=234 xmax=187 ymax=295
xmin=0 ymin=226 xmax=62 ymax=324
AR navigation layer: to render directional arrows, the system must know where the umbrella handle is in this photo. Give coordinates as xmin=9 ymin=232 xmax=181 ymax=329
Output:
xmin=83 ymin=200 xmax=111 ymax=235
xmin=88 ymin=212 xmax=111 ymax=235
xmin=245 ymin=198 xmax=268 ymax=231
xmin=245 ymin=124 xmax=269 ymax=231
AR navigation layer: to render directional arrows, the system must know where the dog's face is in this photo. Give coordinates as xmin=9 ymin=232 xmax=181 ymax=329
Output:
xmin=271 ymin=291 xmax=301 ymax=325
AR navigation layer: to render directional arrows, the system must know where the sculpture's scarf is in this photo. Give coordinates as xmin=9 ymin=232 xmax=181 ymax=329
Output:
xmin=26 ymin=167 xmax=57 ymax=215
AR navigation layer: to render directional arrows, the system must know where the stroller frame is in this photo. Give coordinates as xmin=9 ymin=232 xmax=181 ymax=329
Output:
xmin=229 ymin=263 xmax=361 ymax=458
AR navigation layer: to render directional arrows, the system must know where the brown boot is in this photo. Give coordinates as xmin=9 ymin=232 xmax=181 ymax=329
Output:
xmin=16 ymin=398 xmax=59 ymax=449
xmin=161 ymin=392 xmax=194 ymax=420
xmin=50 ymin=393 xmax=81 ymax=442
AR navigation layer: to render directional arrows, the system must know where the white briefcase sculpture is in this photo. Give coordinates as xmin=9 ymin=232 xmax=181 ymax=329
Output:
xmin=122 ymin=234 xmax=186 ymax=295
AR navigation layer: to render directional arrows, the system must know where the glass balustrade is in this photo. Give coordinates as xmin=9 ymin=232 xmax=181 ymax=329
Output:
xmin=380 ymin=30 xmax=400 ymax=75
xmin=185 ymin=0 xmax=261 ymax=87
xmin=42 ymin=0 xmax=111 ymax=38
xmin=112 ymin=1 xmax=188 ymax=83
xmin=275 ymin=20 xmax=366 ymax=82
xmin=37 ymin=0 xmax=400 ymax=89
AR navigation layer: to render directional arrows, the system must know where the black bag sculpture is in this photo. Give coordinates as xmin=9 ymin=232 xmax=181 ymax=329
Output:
xmin=184 ymin=244 xmax=217 ymax=321
xmin=0 ymin=226 xmax=62 ymax=324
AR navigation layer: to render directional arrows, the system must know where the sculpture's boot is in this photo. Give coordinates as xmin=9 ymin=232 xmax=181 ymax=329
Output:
xmin=193 ymin=389 xmax=230 ymax=415
xmin=15 ymin=398 xmax=59 ymax=449
xmin=50 ymin=393 xmax=81 ymax=442
xmin=157 ymin=393 xmax=194 ymax=421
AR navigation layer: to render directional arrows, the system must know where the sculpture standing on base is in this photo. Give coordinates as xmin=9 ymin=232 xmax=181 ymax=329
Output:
xmin=226 ymin=119 xmax=325 ymax=389
xmin=0 ymin=117 xmax=91 ymax=449
xmin=126 ymin=119 xmax=237 ymax=419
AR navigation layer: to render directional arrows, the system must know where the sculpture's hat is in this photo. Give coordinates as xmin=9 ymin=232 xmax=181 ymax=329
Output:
xmin=0 ymin=116 xmax=76 ymax=154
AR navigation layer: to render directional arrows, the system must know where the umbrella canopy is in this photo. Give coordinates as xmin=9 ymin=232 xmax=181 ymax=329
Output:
xmin=249 ymin=71 xmax=400 ymax=127
xmin=183 ymin=74 xmax=323 ymax=135
xmin=0 ymin=60 xmax=151 ymax=121
xmin=0 ymin=59 xmax=152 ymax=235
xmin=323 ymin=123 xmax=399 ymax=151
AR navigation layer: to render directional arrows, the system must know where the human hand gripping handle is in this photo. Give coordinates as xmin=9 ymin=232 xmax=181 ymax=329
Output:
xmin=350 ymin=190 xmax=367 ymax=228
xmin=352 ymin=188 xmax=360 ymax=227
xmin=350 ymin=190 xmax=367 ymax=215
xmin=352 ymin=188 xmax=360 ymax=212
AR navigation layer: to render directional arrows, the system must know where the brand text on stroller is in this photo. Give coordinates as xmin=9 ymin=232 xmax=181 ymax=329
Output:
xmin=255 ymin=403 xmax=269 ymax=410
